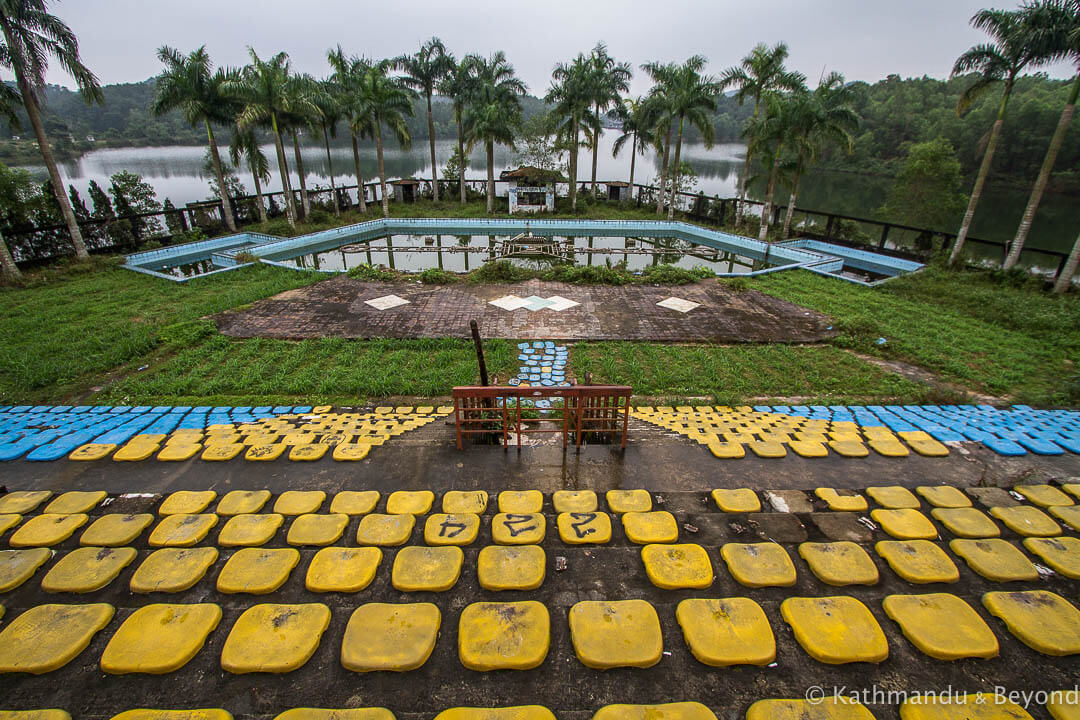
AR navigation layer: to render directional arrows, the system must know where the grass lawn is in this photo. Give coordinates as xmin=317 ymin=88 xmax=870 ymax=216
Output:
xmin=1 ymin=207 xmax=1077 ymax=406
xmin=571 ymin=343 xmax=922 ymax=403
xmin=745 ymin=267 xmax=1079 ymax=404
xmin=0 ymin=260 xmax=327 ymax=402
xmin=101 ymin=336 xmax=515 ymax=406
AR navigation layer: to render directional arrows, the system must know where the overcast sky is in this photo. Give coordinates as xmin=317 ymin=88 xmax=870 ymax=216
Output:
xmin=31 ymin=0 xmax=1077 ymax=95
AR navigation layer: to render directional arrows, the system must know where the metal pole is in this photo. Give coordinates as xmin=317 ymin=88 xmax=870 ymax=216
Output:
xmin=470 ymin=320 xmax=489 ymax=387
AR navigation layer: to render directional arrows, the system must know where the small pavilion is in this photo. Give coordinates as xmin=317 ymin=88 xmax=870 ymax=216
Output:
xmin=500 ymin=166 xmax=563 ymax=213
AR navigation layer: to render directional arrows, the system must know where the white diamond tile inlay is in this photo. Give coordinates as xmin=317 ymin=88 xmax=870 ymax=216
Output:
xmin=545 ymin=295 xmax=580 ymax=312
xmin=657 ymin=297 xmax=700 ymax=313
xmin=489 ymin=295 xmax=531 ymax=311
xmin=522 ymin=295 xmax=556 ymax=311
xmin=365 ymin=294 xmax=410 ymax=310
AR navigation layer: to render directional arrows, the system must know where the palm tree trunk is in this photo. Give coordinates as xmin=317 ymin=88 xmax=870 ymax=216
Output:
xmin=591 ymin=105 xmax=600 ymax=196
xmin=655 ymin=121 xmax=672 ymax=216
xmin=1053 ymin=230 xmax=1080 ymax=294
xmin=351 ymin=131 xmax=367 ymax=213
xmin=292 ymin=130 xmax=310 ymax=218
xmin=205 ymin=121 xmax=237 ymax=232
xmin=252 ymin=168 xmax=268 ymax=224
xmin=758 ymin=148 xmax=781 ymax=243
xmin=628 ymin=134 xmax=637 ymax=197
xmin=782 ymin=167 xmax=802 ymax=239
xmin=14 ymin=78 xmax=89 ymax=258
xmin=569 ymin=116 xmax=579 ymax=211
xmin=735 ymin=149 xmax=753 ymax=230
xmin=0 ymin=229 xmax=21 ymax=282
xmin=667 ymin=115 xmax=685 ymax=220
xmin=948 ymin=84 xmax=1012 ymax=267
xmin=376 ymin=118 xmax=389 ymax=217
xmin=735 ymin=96 xmax=761 ymax=230
xmin=427 ymin=93 xmax=439 ymax=201
xmin=270 ymin=113 xmax=296 ymax=227
xmin=486 ymin=138 xmax=495 ymax=214
xmin=457 ymin=114 xmax=466 ymax=204
xmin=323 ymin=121 xmax=339 ymax=216
xmin=1004 ymin=73 xmax=1079 ymax=271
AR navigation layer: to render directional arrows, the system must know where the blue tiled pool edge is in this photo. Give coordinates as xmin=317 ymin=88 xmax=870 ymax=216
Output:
xmin=124 ymin=219 xmax=922 ymax=285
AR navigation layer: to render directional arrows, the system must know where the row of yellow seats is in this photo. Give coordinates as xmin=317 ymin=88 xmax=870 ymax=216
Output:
xmin=1 ymin=589 xmax=1077 ymax=676
xmin=5 ymin=530 xmax=1077 ymax=600
xmin=2 ymin=696 xmax=1076 ymax=720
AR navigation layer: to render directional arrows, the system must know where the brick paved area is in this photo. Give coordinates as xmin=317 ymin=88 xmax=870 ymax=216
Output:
xmin=214 ymin=276 xmax=835 ymax=342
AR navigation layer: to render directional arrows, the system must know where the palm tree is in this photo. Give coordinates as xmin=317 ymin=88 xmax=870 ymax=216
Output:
xmin=720 ymin=43 xmax=805 ymax=227
xmin=328 ymin=46 xmax=372 ymax=213
xmin=226 ymin=49 xmax=312 ymax=228
xmin=947 ymin=8 xmax=1056 ymax=266
xmin=0 ymin=81 xmax=23 ymax=280
xmin=152 ymin=46 xmax=239 ymax=233
xmin=464 ymin=52 xmax=526 ymax=213
xmin=0 ymin=0 xmax=102 ymax=259
xmin=641 ymin=61 xmax=676 ymax=215
xmin=399 ymin=37 xmax=453 ymax=201
xmin=546 ymin=54 xmax=593 ymax=211
xmin=357 ymin=59 xmax=416 ymax=217
xmin=587 ymin=43 xmax=632 ymax=196
xmin=313 ymin=79 xmax=343 ymax=215
xmin=440 ymin=57 xmax=476 ymax=204
xmin=611 ymin=96 xmax=654 ymax=194
xmin=229 ymin=127 xmax=270 ymax=224
xmin=744 ymin=89 xmax=802 ymax=242
xmin=1054 ymin=6 xmax=1080 ymax=293
xmin=1004 ymin=0 xmax=1078 ymax=270
xmin=282 ymin=73 xmax=326 ymax=218
xmin=780 ymin=73 xmax=860 ymax=238
xmin=648 ymin=56 xmax=720 ymax=219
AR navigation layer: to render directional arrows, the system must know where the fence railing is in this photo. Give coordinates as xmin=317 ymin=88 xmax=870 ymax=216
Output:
xmin=3 ymin=177 xmax=1072 ymax=278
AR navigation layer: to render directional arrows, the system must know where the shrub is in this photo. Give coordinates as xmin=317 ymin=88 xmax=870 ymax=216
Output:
xmin=305 ymin=207 xmax=332 ymax=224
xmin=719 ymin=276 xmax=750 ymax=291
xmin=639 ymin=264 xmax=714 ymax=285
xmin=468 ymin=260 xmax=534 ymax=283
xmin=540 ymin=263 xmax=632 ymax=285
xmin=347 ymin=263 xmax=398 ymax=282
xmin=168 ymin=229 xmax=207 ymax=246
xmin=418 ymin=268 xmax=458 ymax=284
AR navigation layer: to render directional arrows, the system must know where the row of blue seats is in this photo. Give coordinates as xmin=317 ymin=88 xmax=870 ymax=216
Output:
xmin=0 ymin=405 xmax=313 ymax=415
xmin=0 ymin=406 xmax=321 ymax=461
xmin=750 ymin=404 xmax=1080 ymax=457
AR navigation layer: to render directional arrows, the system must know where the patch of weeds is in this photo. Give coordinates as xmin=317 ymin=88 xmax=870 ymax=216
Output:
xmin=233 ymin=251 xmax=259 ymax=264
xmin=347 ymin=263 xmax=398 ymax=282
xmin=157 ymin=319 xmax=217 ymax=348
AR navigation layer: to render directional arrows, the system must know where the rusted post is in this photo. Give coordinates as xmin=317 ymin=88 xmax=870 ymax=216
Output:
xmin=470 ymin=320 xmax=489 ymax=387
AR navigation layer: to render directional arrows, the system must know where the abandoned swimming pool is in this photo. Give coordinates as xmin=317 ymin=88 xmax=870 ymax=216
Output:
xmin=123 ymin=218 xmax=924 ymax=286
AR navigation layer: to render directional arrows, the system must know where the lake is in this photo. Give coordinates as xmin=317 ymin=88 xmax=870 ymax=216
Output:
xmin=20 ymin=128 xmax=1079 ymax=255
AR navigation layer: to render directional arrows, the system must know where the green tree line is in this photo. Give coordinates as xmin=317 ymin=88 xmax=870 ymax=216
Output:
xmin=0 ymin=0 xmax=1077 ymax=292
